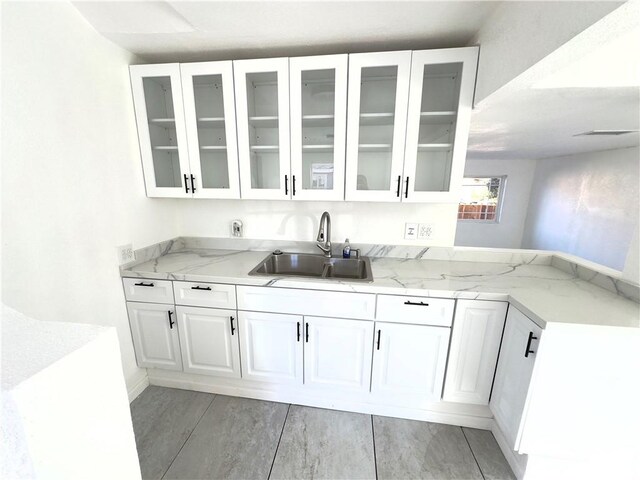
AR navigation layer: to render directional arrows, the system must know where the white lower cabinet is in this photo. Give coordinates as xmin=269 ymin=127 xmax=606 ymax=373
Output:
xmin=443 ymin=300 xmax=508 ymax=405
xmin=238 ymin=311 xmax=303 ymax=385
xmin=490 ymin=306 xmax=543 ymax=450
xmin=371 ymin=322 xmax=450 ymax=404
xmin=127 ymin=302 xmax=182 ymax=371
xmin=304 ymin=316 xmax=374 ymax=392
xmin=176 ymin=306 xmax=241 ymax=378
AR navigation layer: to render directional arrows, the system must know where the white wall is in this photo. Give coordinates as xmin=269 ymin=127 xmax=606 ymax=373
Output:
xmin=176 ymin=200 xmax=459 ymax=246
xmin=471 ymin=1 xmax=621 ymax=103
xmin=455 ymin=158 xmax=536 ymax=248
xmin=522 ymin=147 xmax=640 ymax=272
xmin=1 ymin=2 xmax=179 ymax=392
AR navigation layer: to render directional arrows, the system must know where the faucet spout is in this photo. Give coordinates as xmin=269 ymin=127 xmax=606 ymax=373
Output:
xmin=316 ymin=211 xmax=332 ymax=257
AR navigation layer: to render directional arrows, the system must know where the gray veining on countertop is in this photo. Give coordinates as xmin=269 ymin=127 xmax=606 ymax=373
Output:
xmin=121 ymin=237 xmax=640 ymax=329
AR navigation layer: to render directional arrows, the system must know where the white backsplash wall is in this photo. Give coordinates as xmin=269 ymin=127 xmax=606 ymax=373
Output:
xmin=522 ymin=146 xmax=640 ymax=273
xmin=1 ymin=3 xmax=180 ymax=395
xmin=176 ymin=200 xmax=459 ymax=246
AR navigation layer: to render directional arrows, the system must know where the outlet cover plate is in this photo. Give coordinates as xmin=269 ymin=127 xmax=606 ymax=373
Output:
xmin=404 ymin=223 xmax=418 ymax=240
xmin=117 ymin=244 xmax=135 ymax=266
xmin=418 ymin=224 xmax=435 ymax=240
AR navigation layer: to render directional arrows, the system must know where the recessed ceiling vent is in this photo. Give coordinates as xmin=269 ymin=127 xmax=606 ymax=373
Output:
xmin=574 ymin=130 xmax=638 ymax=136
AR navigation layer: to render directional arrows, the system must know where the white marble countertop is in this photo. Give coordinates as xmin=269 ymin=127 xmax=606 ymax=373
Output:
xmin=121 ymin=247 xmax=640 ymax=329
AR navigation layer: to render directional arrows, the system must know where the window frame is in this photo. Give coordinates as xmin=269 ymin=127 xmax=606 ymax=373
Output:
xmin=457 ymin=175 xmax=507 ymax=224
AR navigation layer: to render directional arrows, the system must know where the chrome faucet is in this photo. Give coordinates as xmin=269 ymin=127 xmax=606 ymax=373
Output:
xmin=316 ymin=211 xmax=332 ymax=257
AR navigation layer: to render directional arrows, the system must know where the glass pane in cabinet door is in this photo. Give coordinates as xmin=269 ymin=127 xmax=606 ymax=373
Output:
xmin=301 ymin=69 xmax=335 ymax=191
xmin=356 ymin=66 xmax=397 ymax=191
xmin=193 ymin=74 xmax=230 ymax=189
xmin=143 ymin=76 xmax=182 ymax=188
xmin=414 ymin=62 xmax=462 ymax=192
xmin=246 ymin=72 xmax=280 ymax=189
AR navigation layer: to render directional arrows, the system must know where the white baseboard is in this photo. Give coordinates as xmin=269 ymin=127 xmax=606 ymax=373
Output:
xmin=147 ymin=373 xmax=493 ymax=430
xmin=127 ymin=374 xmax=150 ymax=403
xmin=491 ymin=420 xmax=527 ymax=479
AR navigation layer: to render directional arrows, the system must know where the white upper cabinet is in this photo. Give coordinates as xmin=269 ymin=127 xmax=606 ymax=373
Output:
xmin=180 ymin=61 xmax=240 ymax=199
xmin=130 ymin=64 xmax=191 ymax=198
xmin=345 ymin=51 xmax=412 ymax=202
xmin=402 ymin=47 xmax=478 ymax=202
xmin=234 ymin=58 xmax=291 ymax=200
xmin=289 ymin=55 xmax=348 ymax=201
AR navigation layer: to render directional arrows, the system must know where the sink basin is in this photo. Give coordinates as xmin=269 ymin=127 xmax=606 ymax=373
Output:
xmin=249 ymin=252 xmax=373 ymax=282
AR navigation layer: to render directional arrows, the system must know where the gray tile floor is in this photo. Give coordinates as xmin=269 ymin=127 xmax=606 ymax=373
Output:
xmin=131 ymin=386 xmax=515 ymax=480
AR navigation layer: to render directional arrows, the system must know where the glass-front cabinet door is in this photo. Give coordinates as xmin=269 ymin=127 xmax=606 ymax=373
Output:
xmin=289 ymin=54 xmax=348 ymax=201
xmin=234 ymin=58 xmax=290 ymax=200
xmin=402 ymin=47 xmax=479 ymax=202
xmin=180 ymin=61 xmax=240 ymax=198
xmin=345 ymin=51 xmax=412 ymax=202
xmin=130 ymin=64 xmax=191 ymax=197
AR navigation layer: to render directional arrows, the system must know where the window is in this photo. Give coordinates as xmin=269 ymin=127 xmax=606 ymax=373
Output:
xmin=458 ymin=176 xmax=505 ymax=222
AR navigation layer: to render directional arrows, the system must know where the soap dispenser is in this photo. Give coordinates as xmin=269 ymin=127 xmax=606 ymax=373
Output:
xmin=343 ymin=238 xmax=351 ymax=259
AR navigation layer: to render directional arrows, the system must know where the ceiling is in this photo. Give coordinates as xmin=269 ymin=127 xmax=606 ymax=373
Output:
xmin=468 ymin=1 xmax=640 ymax=160
xmin=72 ymin=1 xmax=500 ymax=62
xmin=73 ymin=1 xmax=639 ymax=161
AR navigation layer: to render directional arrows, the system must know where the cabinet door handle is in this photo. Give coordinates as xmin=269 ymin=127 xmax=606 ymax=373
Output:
xmin=404 ymin=300 xmax=429 ymax=307
xmin=297 ymin=322 xmax=301 ymax=342
xmin=404 ymin=176 xmax=410 ymax=198
xmin=134 ymin=282 xmax=154 ymax=287
xmin=230 ymin=316 xmax=235 ymax=335
xmin=524 ymin=331 xmax=538 ymax=357
xmin=292 ymin=175 xmax=297 ymax=196
xmin=168 ymin=310 xmax=175 ymax=329
xmin=284 ymin=175 xmax=289 ymax=195
xmin=376 ymin=329 xmax=381 ymax=350
xmin=190 ymin=174 xmax=196 ymax=193
xmin=184 ymin=174 xmax=190 ymax=193
xmin=396 ymin=175 xmax=402 ymax=197
xmin=191 ymin=285 xmax=211 ymax=291
xmin=305 ymin=323 xmax=309 ymax=343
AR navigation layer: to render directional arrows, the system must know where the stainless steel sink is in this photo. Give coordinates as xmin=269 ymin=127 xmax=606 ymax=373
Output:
xmin=249 ymin=252 xmax=373 ymax=282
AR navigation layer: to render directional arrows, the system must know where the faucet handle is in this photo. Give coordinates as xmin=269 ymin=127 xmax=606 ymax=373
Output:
xmin=352 ymin=248 xmax=361 ymax=259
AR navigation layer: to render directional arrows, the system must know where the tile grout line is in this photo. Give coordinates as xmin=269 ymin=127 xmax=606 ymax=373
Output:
xmin=371 ymin=415 xmax=379 ymax=480
xmin=267 ymin=403 xmax=292 ymax=480
xmin=160 ymin=394 xmax=217 ymax=480
xmin=461 ymin=427 xmax=486 ymax=480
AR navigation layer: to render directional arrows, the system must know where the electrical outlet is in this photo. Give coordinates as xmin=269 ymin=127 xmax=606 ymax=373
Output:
xmin=231 ymin=220 xmax=243 ymax=237
xmin=404 ymin=223 xmax=418 ymax=240
xmin=418 ymin=223 xmax=435 ymax=240
xmin=117 ymin=244 xmax=135 ymax=265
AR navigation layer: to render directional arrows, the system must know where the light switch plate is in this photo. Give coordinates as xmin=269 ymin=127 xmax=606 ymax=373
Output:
xmin=404 ymin=223 xmax=418 ymax=240
xmin=418 ymin=224 xmax=435 ymax=240
xmin=117 ymin=244 xmax=135 ymax=265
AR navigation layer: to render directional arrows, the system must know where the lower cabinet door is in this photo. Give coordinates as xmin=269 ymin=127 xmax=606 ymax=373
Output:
xmin=176 ymin=306 xmax=241 ymax=378
xmin=127 ymin=301 xmax=182 ymax=371
xmin=371 ymin=322 xmax=450 ymax=404
xmin=443 ymin=300 xmax=508 ymax=405
xmin=238 ymin=311 xmax=303 ymax=385
xmin=490 ymin=306 xmax=543 ymax=450
xmin=304 ymin=316 xmax=374 ymax=392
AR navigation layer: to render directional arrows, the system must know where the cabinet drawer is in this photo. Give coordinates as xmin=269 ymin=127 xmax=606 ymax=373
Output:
xmin=376 ymin=295 xmax=454 ymax=327
xmin=122 ymin=278 xmax=174 ymax=304
xmin=237 ymin=286 xmax=376 ymax=320
xmin=173 ymin=281 xmax=236 ymax=309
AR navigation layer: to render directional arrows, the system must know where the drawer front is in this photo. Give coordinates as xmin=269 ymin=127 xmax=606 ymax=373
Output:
xmin=237 ymin=286 xmax=376 ymax=320
xmin=173 ymin=281 xmax=236 ymax=309
xmin=122 ymin=278 xmax=174 ymax=304
xmin=376 ymin=294 xmax=454 ymax=327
